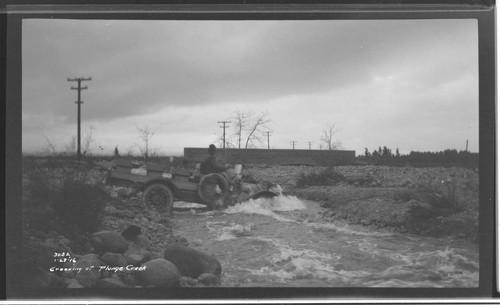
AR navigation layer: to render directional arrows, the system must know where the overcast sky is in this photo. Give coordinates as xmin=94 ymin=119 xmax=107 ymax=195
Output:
xmin=22 ymin=18 xmax=478 ymax=156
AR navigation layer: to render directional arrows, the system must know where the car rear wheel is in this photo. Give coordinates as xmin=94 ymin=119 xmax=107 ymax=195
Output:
xmin=143 ymin=183 xmax=174 ymax=214
xmin=197 ymin=173 xmax=229 ymax=209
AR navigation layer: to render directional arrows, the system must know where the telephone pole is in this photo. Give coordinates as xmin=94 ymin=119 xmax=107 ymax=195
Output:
xmin=218 ymin=120 xmax=231 ymax=149
xmin=291 ymin=141 xmax=297 ymax=150
xmin=308 ymin=142 xmax=312 ymax=150
xmin=266 ymin=131 xmax=272 ymax=150
xmin=68 ymin=77 xmax=92 ymax=159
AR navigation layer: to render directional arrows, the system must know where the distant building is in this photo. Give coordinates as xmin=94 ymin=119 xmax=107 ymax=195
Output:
xmin=184 ymin=147 xmax=355 ymax=166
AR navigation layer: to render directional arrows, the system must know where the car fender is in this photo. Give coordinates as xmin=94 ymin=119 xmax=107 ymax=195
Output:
xmin=141 ymin=179 xmax=177 ymax=195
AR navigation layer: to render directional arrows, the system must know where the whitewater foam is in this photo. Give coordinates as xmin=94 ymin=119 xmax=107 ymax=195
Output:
xmin=307 ymin=222 xmax=394 ymax=237
xmin=363 ymin=246 xmax=479 ymax=286
xmin=245 ymin=237 xmax=344 ymax=282
xmin=206 ymin=221 xmax=254 ymax=241
xmin=224 ymin=195 xmax=306 ymax=221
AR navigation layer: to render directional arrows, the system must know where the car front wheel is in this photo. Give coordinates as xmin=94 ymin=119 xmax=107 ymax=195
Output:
xmin=142 ymin=183 xmax=174 ymax=215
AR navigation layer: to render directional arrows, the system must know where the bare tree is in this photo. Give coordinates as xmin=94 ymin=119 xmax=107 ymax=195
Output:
xmin=136 ymin=125 xmax=158 ymax=159
xmin=244 ymin=111 xmax=271 ymax=149
xmin=64 ymin=136 xmax=76 ymax=155
xmin=38 ymin=126 xmax=58 ymax=156
xmin=82 ymin=126 xmax=95 ymax=155
xmin=232 ymin=111 xmax=251 ymax=149
xmin=320 ymin=123 xmax=342 ymax=150
xmin=43 ymin=138 xmax=58 ymax=156
xmin=217 ymin=134 xmax=236 ymax=149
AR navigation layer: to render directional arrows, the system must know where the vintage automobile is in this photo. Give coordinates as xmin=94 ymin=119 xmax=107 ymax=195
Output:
xmin=106 ymin=159 xmax=281 ymax=214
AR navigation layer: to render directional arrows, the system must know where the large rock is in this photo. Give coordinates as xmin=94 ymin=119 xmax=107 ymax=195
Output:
xmin=124 ymin=243 xmax=152 ymax=266
xmin=66 ymin=278 xmax=84 ymax=288
xmin=163 ymin=245 xmax=221 ymax=278
xmin=179 ymin=276 xmax=198 ymax=287
xmin=100 ymin=253 xmax=128 ymax=267
xmin=133 ymin=235 xmax=152 ymax=249
xmin=92 ymin=231 xmax=129 ymax=254
xmin=75 ymin=254 xmax=102 ymax=288
xmin=121 ymin=225 xmax=142 ymax=241
xmin=197 ymin=273 xmax=219 ymax=286
xmin=32 ymin=237 xmax=73 ymax=270
xmin=139 ymin=258 xmax=180 ymax=287
xmin=118 ymin=272 xmax=139 ymax=287
xmin=97 ymin=275 xmax=128 ymax=288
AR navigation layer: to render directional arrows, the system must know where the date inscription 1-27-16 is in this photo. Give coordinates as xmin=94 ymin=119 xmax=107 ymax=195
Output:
xmin=53 ymin=252 xmax=77 ymax=264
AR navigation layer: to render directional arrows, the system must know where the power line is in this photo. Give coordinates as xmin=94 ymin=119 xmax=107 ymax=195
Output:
xmin=218 ymin=120 xmax=231 ymax=149
xmin=68 ymin=77 xmax=91 ymax=159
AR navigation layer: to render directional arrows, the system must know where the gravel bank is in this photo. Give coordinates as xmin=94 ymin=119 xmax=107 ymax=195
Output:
xmin=247 ymin=164 xmax=479 ymax=241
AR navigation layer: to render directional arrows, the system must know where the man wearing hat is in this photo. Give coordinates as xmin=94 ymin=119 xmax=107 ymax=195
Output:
xmin=200 ymin=144 xmax=226 ymax=175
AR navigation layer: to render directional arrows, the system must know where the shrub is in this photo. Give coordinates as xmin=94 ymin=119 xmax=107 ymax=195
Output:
xmin=23 ymin=168 xmax=59 ymax=233
xmin=23 ymin=163 xmax=109 ymax=238
xmin=405 ymin=180 xmax=478 ymax=241
xmin=53 ymin=177 xmax=108 ymax=235
xmin=421 ymin=180 xmax=462 ymax=212
xmin=406 ymin=207 xmax=478 ymax=242
xmin=296 ymin=167 xmax=347 ymax=188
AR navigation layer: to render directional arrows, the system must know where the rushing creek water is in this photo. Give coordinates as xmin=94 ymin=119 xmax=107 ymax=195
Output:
xmin=172 ymin=195 xmax=479 ymax=287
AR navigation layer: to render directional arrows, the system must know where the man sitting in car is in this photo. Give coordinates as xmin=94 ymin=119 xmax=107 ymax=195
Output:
xmin=200 ymin=144 xmax=226 ymax=175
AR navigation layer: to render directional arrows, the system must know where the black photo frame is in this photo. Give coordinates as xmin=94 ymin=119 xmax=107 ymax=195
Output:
xmin=4 ymin=0 xmax=497 ymax=302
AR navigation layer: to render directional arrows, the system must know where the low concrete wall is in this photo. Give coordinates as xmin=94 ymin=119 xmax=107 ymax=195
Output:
xmin=184 ymin=147 xmax=355 ymax=166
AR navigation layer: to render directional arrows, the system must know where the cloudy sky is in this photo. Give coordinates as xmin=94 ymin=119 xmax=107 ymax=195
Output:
xmin=22 ymin=18 xmax=478 ymax=156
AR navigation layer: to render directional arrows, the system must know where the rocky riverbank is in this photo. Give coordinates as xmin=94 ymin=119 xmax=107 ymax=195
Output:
xmin=21 ymin=162 xmax=222 ymax=290
xmin=247 ymin=164 xmax=479 ymax=242
xmin=22 ymin=196 xmax=223 ymax=289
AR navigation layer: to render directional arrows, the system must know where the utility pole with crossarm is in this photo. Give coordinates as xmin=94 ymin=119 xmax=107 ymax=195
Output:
xmin=218 ymin=120 xmax=231 ymax=149
xmin=68 ymin=77 xmax=92 ymax=160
